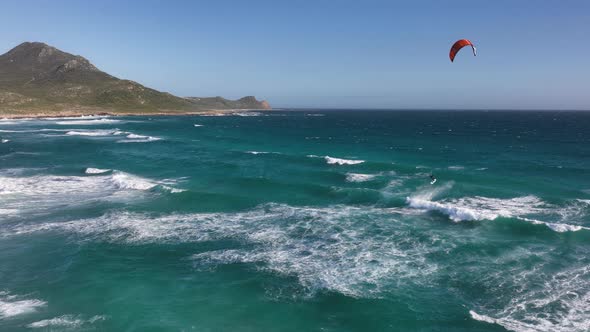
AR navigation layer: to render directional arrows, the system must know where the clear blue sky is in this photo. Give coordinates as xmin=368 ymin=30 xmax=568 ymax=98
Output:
xmin=1 ymin=0 xmax=589 ymax=109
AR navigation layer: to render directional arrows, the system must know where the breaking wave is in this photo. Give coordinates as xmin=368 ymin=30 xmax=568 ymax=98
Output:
xmin=7 ymin=204 xmax=438 ymax=298
xmin=85 ymin=168 xmax=111 ymax=174
xmin=405 ymin=187 xmax=589 ymax=232
xmin=65 ymin=129 xmax=122 ymax=137
xmin=0 ymin=292 xmax=46 ymax=319
xmin=0 ymin=169 xmax=183 ymax=215
xmin=308 ymin=155 xmax=365 ymax=165
xmin=325 ymin=156 xmax=365 ymax=165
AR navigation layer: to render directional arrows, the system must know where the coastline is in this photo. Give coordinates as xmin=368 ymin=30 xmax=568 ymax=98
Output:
xmin=0 ymin=108 xmax=272 ymax=119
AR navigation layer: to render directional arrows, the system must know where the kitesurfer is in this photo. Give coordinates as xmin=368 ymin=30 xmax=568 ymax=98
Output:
xmin=429 ymin=174 xmax=437 ymax=184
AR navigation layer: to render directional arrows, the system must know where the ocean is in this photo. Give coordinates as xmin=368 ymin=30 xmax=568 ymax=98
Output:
xmin=0 ymin=110 xmax=589 ymax=331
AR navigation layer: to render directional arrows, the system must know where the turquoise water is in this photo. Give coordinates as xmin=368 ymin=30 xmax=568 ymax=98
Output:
xmin=0 ymin=110 xmax=589 ymax=331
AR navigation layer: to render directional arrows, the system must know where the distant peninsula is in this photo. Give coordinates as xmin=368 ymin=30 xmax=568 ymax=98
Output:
xmin=0 ymin=42 xmax=270 ymax=117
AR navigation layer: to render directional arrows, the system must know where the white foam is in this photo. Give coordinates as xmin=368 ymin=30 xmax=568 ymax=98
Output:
xmin=233 ymin=112 xmax=263 ymax=117
xmin=346 ymin=173 xmax=376 ymax=182
xmin=245 ymin=151 xmax=280 ymax=155
xmin=55 ymin=118 xmax=121 ymax=125
xmin=521 ymin=217 xmax=589 ymax=233
xmin=406 ymin=192 xmax=590 ymax=233
xmin=469 ymin=310 xmax=499 ymax=325
xmin=117 ymin=134 xmax=162 ymax=143
xmin=7 ymin=204 xmax=437 ymax=298
xmin=0 ymin=292 xmax=46 ymax=319
xmin=448 ymin=165 xmax=465 ymax=170
xmin=1 ymin=139 xmax=9 ymax=143
xmin=545 ymin=223 xmax=584 ymax=232
xmin=28 ymin=315 xmax=105 ymax=328
xmin=43 ymin=115 xmax=107 ymax=121
xmin=85 ymin=168 xmax=111 ymax=174
xmin=469 ymin=264 xmax=590 ymax=332
xmin=407 ymin=197 xmax=500 ymax=222
xmin=110 ymin=172 xmax=157 ymax=191
xmin=197 ymin=113 xmax=227 ymax=117
xmin=193 ymin=124 xmax=204 ymax=127
xmin=65 ymin=129 xmax=120 ymax=137
xmin=406 ymin=192 xmax=545 ymax=222
xmin=0 ymin=170 xmax=183 ymax=215
xmin=325 ymin=156 xmax=365 ymax=165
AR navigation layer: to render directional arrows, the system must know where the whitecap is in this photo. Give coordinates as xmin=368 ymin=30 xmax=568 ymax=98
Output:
xmin=0 ymin=292 xmax=46 ymax=319
xmin=65 ymin=129 xmax=120 ymax=137
xmin=0 ymin=129 xmax=68 ymax=133
xmin=406 ymin=197 xmax=500 ymax=222
xmin=519 ymin=217 xmax=589 ymax=233
xmin=55 ymin=118 xmax=121 ymax=125
xmin=1 ymin=139 xmax=9 ymax=143
xmin=245 ymin=151 xmax=280 ymax=155
xmin=324 ymin=156 xmax=365 ymax=165
xmin=193 ymin=124 xmax=204 ymax=127
xmin=345 ymin=173 xmax=376 ymax=182
xmin=406 ymin=193 xmax=545 ymax=222
xmin=109 ymin=172 xmax=157 ymax=191
xmin=0 ymin=170 xmax=183 ymax=215
xmin=43 ymin=115 xmax=107 ymax=121
xmin=448 ymin=165 xmax=465 ymax=170
xmin=116 ymin=134 xmax=162 ymax=143
xmin=28 ymin=315 xmax=105 ymax=328
xmin=405 ymin=193 xmax=590 ymax=233
xmin=85 ymin=168 xmax=111 ymax=174
xmin=233 ymin=112 xmax=263 ymax=117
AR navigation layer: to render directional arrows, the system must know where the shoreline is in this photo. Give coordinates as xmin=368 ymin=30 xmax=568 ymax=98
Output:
xmin=0 ymin=108 xmax=272 ymax=119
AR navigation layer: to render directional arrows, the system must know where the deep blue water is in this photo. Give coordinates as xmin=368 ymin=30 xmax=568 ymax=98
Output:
xmin=0 ymin=110 xmax=589 ymax=331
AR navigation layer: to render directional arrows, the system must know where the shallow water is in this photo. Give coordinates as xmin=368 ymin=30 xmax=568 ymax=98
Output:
xmin=0 ymin=110 xmax=589 ymax=331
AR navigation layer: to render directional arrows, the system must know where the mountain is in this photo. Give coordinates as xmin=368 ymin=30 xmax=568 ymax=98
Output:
xmin=185 ymin=96 xmax=271 ymax=110
xmin=0 ymin=42 xmax=270 ymax=115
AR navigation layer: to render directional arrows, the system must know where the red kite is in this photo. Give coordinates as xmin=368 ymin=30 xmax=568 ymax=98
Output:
xmin=450 ymin=39 xmax=476 ymax=62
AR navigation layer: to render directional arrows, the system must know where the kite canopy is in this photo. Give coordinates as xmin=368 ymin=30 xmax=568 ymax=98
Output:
xmin=449 ymin=39 xmax=476 ymax=62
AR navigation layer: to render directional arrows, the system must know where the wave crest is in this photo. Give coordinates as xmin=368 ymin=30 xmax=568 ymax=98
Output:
xmin=325 ymin=156 xmax=365 ymax=165
xmin=85 ymin=168 xmax=111 ymax=174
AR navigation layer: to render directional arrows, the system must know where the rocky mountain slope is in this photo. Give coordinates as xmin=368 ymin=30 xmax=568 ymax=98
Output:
xmin=0 ymin=42 xmax=269 ymax=115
